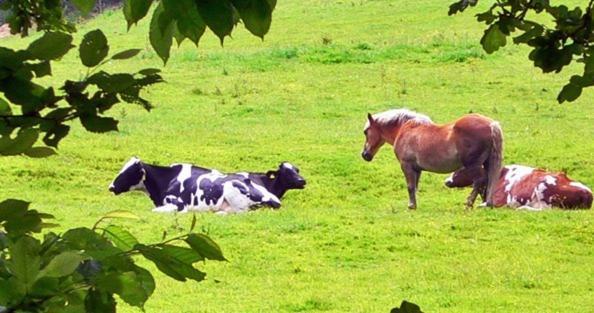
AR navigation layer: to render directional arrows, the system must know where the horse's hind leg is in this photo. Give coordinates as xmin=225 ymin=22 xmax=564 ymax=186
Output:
xmin=466 ymin=176 xmax=486 ymax=208
xmin=401 ymin=163 xmax=421 ymax=210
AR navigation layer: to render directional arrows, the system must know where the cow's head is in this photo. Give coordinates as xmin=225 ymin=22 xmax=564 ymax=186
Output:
xmin=109 ymin=157 xmax=146 ymax=195
xmin=445 ymin=167 xmax=485 ymax=188
xmin=267 ymin=162 xmax=306 ymax=190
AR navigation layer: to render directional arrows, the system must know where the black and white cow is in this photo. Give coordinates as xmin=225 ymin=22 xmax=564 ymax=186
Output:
xmin=109 ymin=157 xmax=306 ymax=214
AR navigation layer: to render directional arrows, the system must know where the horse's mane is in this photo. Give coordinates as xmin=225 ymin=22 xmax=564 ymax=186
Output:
xmin=370 ymin=108 xmax=432 ymax=128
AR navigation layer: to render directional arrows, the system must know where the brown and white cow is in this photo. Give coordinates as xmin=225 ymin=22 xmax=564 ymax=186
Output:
xmin=445 ymin=165 xmax=592 ymax=210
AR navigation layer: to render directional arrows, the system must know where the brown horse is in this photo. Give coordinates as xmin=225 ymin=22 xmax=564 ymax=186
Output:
xmin=361 ymin=109 xmax=503 ymax=209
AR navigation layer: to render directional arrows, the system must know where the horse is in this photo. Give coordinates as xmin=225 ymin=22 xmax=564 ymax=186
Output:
xmin=361 ymin=108 xmax=503 ymax=209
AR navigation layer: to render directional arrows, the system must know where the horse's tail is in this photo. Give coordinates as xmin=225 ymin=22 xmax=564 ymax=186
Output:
xmin=485 ymin=121 xmax=503 ymax=207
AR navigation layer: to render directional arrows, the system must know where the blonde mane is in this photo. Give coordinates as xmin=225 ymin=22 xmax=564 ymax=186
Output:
xmin=365 ymin=109 xmax=432 ymax=129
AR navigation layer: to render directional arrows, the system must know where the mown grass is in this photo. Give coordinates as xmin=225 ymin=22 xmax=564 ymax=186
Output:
xmin=1 ymin=0 xmax=593 ymax=312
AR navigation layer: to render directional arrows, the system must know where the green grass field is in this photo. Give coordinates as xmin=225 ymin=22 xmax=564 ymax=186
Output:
xmin=1 ymin=1 xmax=594 ymax=312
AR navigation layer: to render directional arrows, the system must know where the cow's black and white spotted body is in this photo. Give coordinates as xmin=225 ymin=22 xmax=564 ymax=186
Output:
xmin=109 ymin=157 xmax=306 ymax=214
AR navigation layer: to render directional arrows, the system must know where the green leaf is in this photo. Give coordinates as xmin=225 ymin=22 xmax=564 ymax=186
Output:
xmin=30 ymin=277 xmax=61 ymax=297
xmin=7 ymin=236 xmax=41 ymax=292
xmin=190 ymin=213 xmax=197 ymax=231
xmin=448 ymin=0 xmax=478 ymax=15
xmin=87 ymin=72 xmax=136 ymax=93
xmin=138 ymin=68 xmax=161 ymax=76
xmin=163 ymin=0 xmax=206 ymax=45
xmin=80 ymin=29 xmax=109 ymax=67
xmin=55 ymin=289 xmax=86 ymax=312
xmin=29 ymin=61 xmax=52 ymax=78
xmin=0 ymin=98 xmax=11 ymax=115
xmin=149 ymin=2 xmax=175 ymax=64
xmin=136 ymin=245 xmax=184 ymax=281
xmin=101 ymin=210 xmax=140 ymax=220
xmin=24 ymin=147 xmax=56 ymax=158
xmin=71 ymin=0 xmax=96 ymax=15
xmin=267 ymin=0 xmax=277 ymax=10
xmin=80 ymin=115 xmax=119 ymax=133
xmin=480 ymin=22 xmax=507 ymax=54
xmin=185 ymin=233 xmax=226 ymax=261
xmin=43 ymin=124 xmax=70 ymax=148
xmin=529 ymin=44 xmax=573 ymax=73
xmin=3 ymin=209 xmax=51 ymax=236
xmin=513 ymin=23 xmax=544 ymax=44
xmin=391 ymin=300 xmax=424 ymax=313
xmin=136 ymin=244 xmax=206 ymax=282
xmin=62 ymin=228 xmax=123 ymax=260
xmin=111 ymin=49 xmax=141 ymax=60
xmin=172 ymin=23 xmax=186 ymax=46
xmin=195 ymin=0 xmax=236 ymax=44
xmin=38 ymin=251 xmax=87 ymax=278
xmin=44 ymin=107 xmax=73 ymax=120
xmin=27 ymin=32 xmax=74 ymax=61
xmin=476 ymin=10 xmax=496 ymax=24
xmin=230 ymin=0 xmax=274 ymax=38
xmin=124 ymin=0 xmax=154 ymax=28
xmin=0 ymin=199 xmax=30 ymax=221
xmin=97 ymin=271 xmax=151 ymax=307
xmin=0 ymin=77 xmax=46 ymax=114
xmin=0 ymin=277 xmax=26 ymax=306
xmin=85 ymin=288 xmax=116 ymax=313
xmin=40 ymin=222 xmax=60 ymax=228
xmin=133 ymin=266 xmax=155 ymax=303
xmin=557 ymin=81 xmax=582 ymax=103
xmin=162 ymin=244 xmax=204 ymax=264
xmin=1 ymin=128 xmax=39 ymax=156
xmin=103 ymin=225 xmax=139 ymax=251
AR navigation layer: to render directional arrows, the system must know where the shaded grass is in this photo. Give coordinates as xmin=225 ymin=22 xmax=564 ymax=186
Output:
xmin=169 ymin=41 xmax=487 ymax=73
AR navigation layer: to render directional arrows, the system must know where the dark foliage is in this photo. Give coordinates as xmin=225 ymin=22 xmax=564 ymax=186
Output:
xmin=449 ymin=0 xmax=594 ymax=103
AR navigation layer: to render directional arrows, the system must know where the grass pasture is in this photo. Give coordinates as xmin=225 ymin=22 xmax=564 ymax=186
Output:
xmin=1 ymin=0 xmax=594 ymax=312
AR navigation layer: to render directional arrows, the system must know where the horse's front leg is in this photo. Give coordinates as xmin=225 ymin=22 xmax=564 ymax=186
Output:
xmin=401 ymin=163 xmax=421 ymax=210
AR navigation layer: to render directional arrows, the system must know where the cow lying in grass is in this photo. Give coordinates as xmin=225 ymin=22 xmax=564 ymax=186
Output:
xmin=109 ymin=157 xmax=306 ymax=214
xmin=445 ymin=165 xmax=592 ymax=210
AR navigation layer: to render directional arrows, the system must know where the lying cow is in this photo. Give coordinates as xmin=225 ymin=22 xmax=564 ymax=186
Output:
xmin=445 ymin=165 xmax=592 ymax=210
xmin=109 ymin=157 xmax=306 ymax=214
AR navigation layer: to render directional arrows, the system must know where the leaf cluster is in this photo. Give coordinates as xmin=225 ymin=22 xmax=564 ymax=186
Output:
xmin=0 ymin=1 xmax=274 ymax=312
xmin=144 ymin=0 xmax=277 ymax=63
xmin=0 ymin=28 xmax=162 ymax=157
xmin=2 ymin=0 xmax=276 ymax=64
xmin=449 ymin=0 xmax=594 ymax=103
xmin=0 ymin=0 xmax=76 ymax=36
xmin=1 ymin=0 xmax=276 ymax=155
xmin=0 ymin=201 xmax=225 ymax=312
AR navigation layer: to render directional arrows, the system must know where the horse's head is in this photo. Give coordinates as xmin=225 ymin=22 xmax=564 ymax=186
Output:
xmin=361 ymin=113 xmax=385 ymax=162
xmin=109 ymin=157 xmax=146 ymax=195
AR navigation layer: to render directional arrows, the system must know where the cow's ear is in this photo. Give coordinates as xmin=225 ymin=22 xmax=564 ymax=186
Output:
xmin=266 ymin=171 xmax=276 ymax=179
xmin=367 ymin=113 xmax=375 ymax=125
